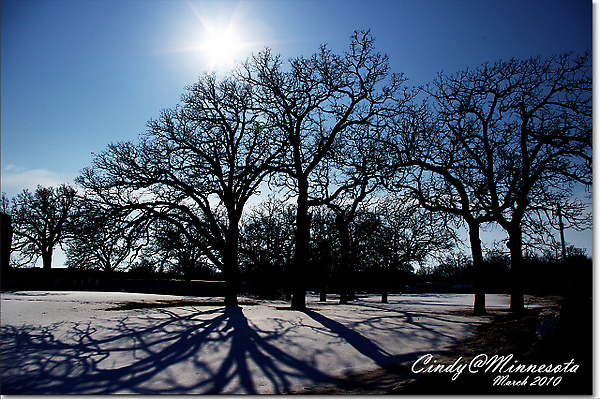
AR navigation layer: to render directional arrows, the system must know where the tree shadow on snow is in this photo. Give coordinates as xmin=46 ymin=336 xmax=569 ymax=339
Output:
xmin=0 ymin=306 xmax=332 ymax=394
xmin=301 ymin=310 xmax=454 ymax=371
xmin=205 ymin=306 xmax=332 ymax=394
xmin=1 ymin=305 xmax=476 ymax=394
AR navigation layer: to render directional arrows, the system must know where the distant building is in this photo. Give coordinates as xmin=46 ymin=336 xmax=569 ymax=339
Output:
xmin=1 ymin=212 xmax=13 ymax=270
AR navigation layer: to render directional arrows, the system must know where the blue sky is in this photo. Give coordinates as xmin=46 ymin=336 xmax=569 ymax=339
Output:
xmin=1 ymin=0 xmax=593 ymax=260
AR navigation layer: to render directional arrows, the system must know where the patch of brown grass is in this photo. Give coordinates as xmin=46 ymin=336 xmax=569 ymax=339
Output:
xmin=301 ymin=302 xmax=567 ymax=395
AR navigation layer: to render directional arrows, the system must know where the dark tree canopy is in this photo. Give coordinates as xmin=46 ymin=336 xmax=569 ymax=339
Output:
xmin=239 ymin=30 xmax=408 ymax=309
xmin=385 ymin=100 xmax=493 ymax=313
xmin=384 ymin=51 xmax=591 ymax=313
xmin=240 ymin=196 xmax=296 ymax=299
xmin=146 ymin=219 xmax=218 ymax=281
xmin=7 ymin=184 xmax=77 ymax=270
xmin=428 ymin=52 xmax=592 ymax=311
xmin=5 ymin=29 xmax=588 ymax=314
xmin=79 ymin=73 xmax=280 ymax=305
xmin=65 ymin=198 xmax=143 ymax=274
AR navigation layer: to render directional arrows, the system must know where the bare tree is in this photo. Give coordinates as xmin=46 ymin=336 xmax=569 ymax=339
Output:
xmin=240 ymin=30 xmax=406 ymax=309
xmin=373 ymin=194 xmax=456 ymax=303
xmin=428 ymin=52 xmax=592 ymax=312
xmin=78 ymin=73 xmax=280 ymax=306
xmin=307 ymin=205 xmax=336 ymax=301
xmin=386 ymin=102 xmax=494 ymax=314
xmin=8 ymin=184 xmax=77 ymax=270
xmin=65 ymin=197 xmax=144 ymax=276
xmin=321 ymin=125 xmax=388 ymax=304
xmin=147 ymin=219 xmax=218 ymax=293
xmin=240 ymin=196 xmax=296 ymax=299
xmin=514 ymin=197 xmax=591 ymax=261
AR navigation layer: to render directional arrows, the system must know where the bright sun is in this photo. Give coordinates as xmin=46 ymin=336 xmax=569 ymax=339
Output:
xmin=203 ymin=26 xmax=241 ymax=71
xmin=170 ymin=2 xmax=264 ymax=74
xmin=182 ymin=2 xmax=253 ymax=73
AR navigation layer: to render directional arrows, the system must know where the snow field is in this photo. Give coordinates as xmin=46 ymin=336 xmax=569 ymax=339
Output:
xmin=0 ymin=291 xmax=513 ymax=394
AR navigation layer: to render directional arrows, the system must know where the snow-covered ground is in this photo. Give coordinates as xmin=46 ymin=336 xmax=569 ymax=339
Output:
xmin=1 ymin=291 xmax=526 ymax=394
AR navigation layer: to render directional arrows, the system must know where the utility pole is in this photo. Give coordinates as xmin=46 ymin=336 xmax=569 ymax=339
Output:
xmin=557 ymin=203 xmax=567 ymax=262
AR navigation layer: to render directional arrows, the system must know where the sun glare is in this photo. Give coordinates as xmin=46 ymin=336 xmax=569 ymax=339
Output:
xmin=183 ymin=2 xmax=254 ymax=73
xmin=203 ymin=26 xmax=241 ymax=71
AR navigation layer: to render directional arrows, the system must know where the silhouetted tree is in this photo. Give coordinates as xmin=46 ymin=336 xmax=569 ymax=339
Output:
xmin=78 ymin=73 xmax=280 ymax=306
xmin=127 ymin=257 xmax=158 ymax=278
xmin=519 ymin=198 xmax=591 ymax=261
xmin=7 ymin=184 xmax=77 ymax=270
xmin=418 ymin=252 xmax=475 ymax=288
xmin=428 ymin=52 xmax=592 ymax=312
xmin=321 ymin=124 xmax=389 ymax=304
xmin=147 ymin=219 xmax=218 ymax=292
xmin=239 ymin=196 xmax=295 ymax=299
xmin=386 ymin=101 xmax=494 ymax=314
xmin=350 ymin=209 xmax=384 ymax=279
xmin=308 ymin=205 xmax=337 ymax=301
xmin=374 ymin=195 xmax=456 ymax=302
xmin=240 ymin=30 xmax=407 ymax=309
xmin=65 ymin=197 xmax=144 ymax=276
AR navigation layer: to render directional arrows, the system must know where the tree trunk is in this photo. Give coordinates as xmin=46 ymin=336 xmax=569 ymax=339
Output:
xmin=291 ymin=186 xmax=309 ymax=310
xmin=184 ymin=276 xmax=192 ymax=296
xmin=507 ymin=227 xmax=525 ymax=313
xmin=468 ymin=222 xmax=487 ymax=315
xmin=319 ymin=287 xmax=327 ymax=302
xmin=42 ymin=249 xmax=53 ymax=270
xmin=224 ymin=268 xmax=239 ymax=306
xmin=41 ymin=249 xmax=54 ymax=289
xmin=338 ymin=221 xmax=350 ymax=305
xmin=103 ymin=263 xmax=116 ymax=291
xmin=223 ymin=223 xmax=240 ymax=307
